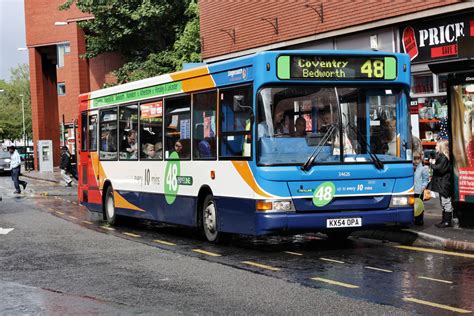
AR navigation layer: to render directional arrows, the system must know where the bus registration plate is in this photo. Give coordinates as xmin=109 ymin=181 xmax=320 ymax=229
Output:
xmin=326 ymin=218 xmax=362 ymax=228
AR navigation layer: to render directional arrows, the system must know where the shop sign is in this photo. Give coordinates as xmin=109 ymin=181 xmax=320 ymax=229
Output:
xmin=459 ymin=168 xmax=474 ymax=201
xmin=400 ymin=12 xmax=474 ymax=63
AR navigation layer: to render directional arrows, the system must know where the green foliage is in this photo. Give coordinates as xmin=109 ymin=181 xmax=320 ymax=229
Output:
xmin=60 ymin=0 xmax=201 ymax=83
xmin=0 ymin=64 xmax=31 ymax=142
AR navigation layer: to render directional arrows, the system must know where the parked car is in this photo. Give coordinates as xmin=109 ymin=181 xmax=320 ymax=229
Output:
xmin=0 ymin=150 xmax=11 ymax=175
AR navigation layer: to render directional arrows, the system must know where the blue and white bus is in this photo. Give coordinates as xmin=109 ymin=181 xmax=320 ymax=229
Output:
xmin=78 ymin=50 xmax=414 ymax=242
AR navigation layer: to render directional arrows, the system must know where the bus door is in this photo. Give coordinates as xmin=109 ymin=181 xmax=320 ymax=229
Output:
xmin=81 ymin=110 xmax=101 ymax=208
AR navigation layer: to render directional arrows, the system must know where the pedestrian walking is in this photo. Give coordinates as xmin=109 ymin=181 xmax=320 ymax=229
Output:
xmin=413 ymin=151 xmax=428 ymax=226
xmin=428 ymin=140 xmax=459 ymax=228
xmin=7 ymin=146 xmax=27 ymax=194
xmin=60 ymin=146 xmax=74 ymax=187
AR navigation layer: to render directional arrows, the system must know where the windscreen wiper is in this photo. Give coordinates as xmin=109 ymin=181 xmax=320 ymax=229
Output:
xmin=301 ymin=125 xmax=337 ymax=172
xmin=346 ymin=122 xmax=384 ymax=170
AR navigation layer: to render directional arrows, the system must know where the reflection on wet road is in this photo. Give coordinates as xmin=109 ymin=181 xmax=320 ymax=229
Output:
xmin=29 ymin=194 xmax=474 ymax=315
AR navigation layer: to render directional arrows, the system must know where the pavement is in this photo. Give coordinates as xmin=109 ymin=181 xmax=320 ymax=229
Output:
xmin=20 ymin=168 xmax=474 ymax=253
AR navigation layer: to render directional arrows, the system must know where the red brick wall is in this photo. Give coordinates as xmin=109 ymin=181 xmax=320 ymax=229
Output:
xmin=25 ymin=0 xmax=124 ymax=167
xmin=89 ymin=52 xmax=123 ymax=92
xmin=200 ymin=0 xmax=462 ymax=59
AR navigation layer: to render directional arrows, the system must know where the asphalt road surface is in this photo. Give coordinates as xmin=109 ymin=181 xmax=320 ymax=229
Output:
xmin=1 ymin=176 xmax=473 ymax=315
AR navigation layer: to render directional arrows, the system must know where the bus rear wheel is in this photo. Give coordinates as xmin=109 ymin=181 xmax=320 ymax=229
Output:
xmin=201 ymin=194 xmax=230 ymax=244
xmin=104 ymin=186 xmax=119 ymax=226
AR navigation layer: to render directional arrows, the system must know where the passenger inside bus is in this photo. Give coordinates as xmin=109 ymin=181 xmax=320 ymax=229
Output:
xmin=142 ymin=143 xmax=157 ymax=159
xmin=121 ymin=129 xmax=138 ymax=159
xmin=293 ymin=117 xmax=307 ymax=137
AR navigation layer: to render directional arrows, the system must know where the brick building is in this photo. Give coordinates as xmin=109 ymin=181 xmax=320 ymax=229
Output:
xmin=200 ymin=0 xmax=474 ymax=162
xmin=24 ymin=0 xmax=122 ymax=168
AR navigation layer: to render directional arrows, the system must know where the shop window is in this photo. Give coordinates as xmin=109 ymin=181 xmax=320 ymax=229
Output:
xmin=412 ymin=74 xmax=433 ymax=94
xmin=57 ymin=82 xmax=66 ymax=96
xmin=119 ymin=104 xmax=139 ymax=160
xmin=140 ymin=100 xmax=163 ymax=160
xmin=438 ymin=74 xmax=448 ymax=93
xmin=99 ymin=109 xmax=118 ymax=160
xmin=193 ymin=91 xmax=217 ymax=160
xmin=219 ymin=85 xmax=252 ymax=159
xmin=164 ymin=96 xmax=191 ymax=160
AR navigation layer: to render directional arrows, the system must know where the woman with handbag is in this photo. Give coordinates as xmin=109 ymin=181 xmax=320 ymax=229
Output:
xmin=428 ymin=140 xmax=458 ymax=228
xmin=413 ymin=151 xmax=429 ymax=226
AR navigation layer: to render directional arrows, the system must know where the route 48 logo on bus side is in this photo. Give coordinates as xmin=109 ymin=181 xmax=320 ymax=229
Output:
xmin=165 ymin=152 xmax=180 ymax=204
xmin=312 ymin=182 xmax=336 ymax=207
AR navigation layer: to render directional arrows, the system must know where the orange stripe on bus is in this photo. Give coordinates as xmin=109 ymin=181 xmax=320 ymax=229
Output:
xmin=232 ymin=161 xmax=272 ymax=198
xmin=114 ymin=191 xmax=145 ymax=212
xmin=181 ymin=75 xmax=215 ymax=92
xmin=170 ymin=66 xmax=209 ymax=81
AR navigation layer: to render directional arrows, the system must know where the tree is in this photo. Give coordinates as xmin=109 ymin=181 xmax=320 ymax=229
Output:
xmin=60 ymin=0 xmax=201 ymax=83
xmin=0 ymin=64 xmax=31 ymax=142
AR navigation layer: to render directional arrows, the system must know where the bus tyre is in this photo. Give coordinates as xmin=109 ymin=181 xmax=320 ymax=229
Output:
xmin=105 ymin=186 xmax=118 ymax=226
xmin=201 ymin=194 xmax=230 ymax=244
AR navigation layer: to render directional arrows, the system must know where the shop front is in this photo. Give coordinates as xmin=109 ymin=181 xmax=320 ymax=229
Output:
xmin=400 ymin=11 xmax=474 ymax=224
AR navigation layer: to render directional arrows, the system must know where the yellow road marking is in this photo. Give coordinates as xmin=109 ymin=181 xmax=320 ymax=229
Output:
xmin=82 ymin=221 xmax=93 ymax=225
xmin=320 ymin=257 xmax=345 ymax=264
xmin=123 ymin=232 xmax=141 ymax=238
xmin=311 ymin=277 xmax=359 ymax=289
xmin=284 ymin=251 xmax=303 ymax=256
xmin=403 ymin=297 xmax=471 ymax=314
xmin=55 ymin=211 xmax=64 ymax=215
xmin=100 ymin=226 xmax=115 ymax=231
xmin=68 ymin=216 xmax=77 ymax=220
xmin=365 ymin=266 xmax=393 ymax=273
xmin=153 ymin=239 xmax=176 ymax=246
xmin=417 ymin=276 xmax=453 ymax=284
xmin=242 ymin=261 xmax=280 ymax=271
xmin=71 ymin=201 xmax=78 ymax=205
xmin=395 ymin=245 xmax=474 ymax=259
xmin=192 ymin=249 xmax=221 ymax=257
xmin=47 ymin=208 xmax=54 ymax=211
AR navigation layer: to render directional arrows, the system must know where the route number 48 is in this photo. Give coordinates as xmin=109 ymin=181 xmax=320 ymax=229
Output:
xmin=361 ymin=60 xmax=384 ymax=78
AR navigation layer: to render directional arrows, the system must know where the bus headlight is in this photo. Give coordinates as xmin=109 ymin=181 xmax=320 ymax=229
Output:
xmin=390 ymin=195 xmax=415 ymax=207
xmin=256 ymin=200 xmax=294 ymax=212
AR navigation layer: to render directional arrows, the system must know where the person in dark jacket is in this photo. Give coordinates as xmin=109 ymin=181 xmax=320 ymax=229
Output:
xmin=60 ymin=146 xmax=73 ymax=187
xmin=428 ymin=140 xmax=457 ymax=228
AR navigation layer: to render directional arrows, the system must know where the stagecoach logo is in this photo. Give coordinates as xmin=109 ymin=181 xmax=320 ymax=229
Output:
xmin=227 ymin=68 xmax=248 ymax=81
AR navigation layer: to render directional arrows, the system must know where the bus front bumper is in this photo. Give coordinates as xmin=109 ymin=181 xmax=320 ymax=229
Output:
xmin=255 ymin=208 xmax=414 ymax=236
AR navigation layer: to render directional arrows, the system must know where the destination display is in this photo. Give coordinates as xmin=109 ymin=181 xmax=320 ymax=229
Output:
xmin=277 ymin=55 xmax=397 ymax=81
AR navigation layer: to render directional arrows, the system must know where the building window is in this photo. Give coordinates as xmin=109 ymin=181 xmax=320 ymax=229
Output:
xmin=57 ymin=82 xmax=66 ymax=96
xmin=57 ymin=43 xmax=70 ymax=68
xmin=438 ymin=74 xmax=448 ymax=93
xmin=411 ymin=74 xmax=433 ymax=94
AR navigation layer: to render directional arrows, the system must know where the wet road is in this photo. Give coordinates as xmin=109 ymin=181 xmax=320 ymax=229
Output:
xmin=1 ymin=176 xmax=474 ymax=314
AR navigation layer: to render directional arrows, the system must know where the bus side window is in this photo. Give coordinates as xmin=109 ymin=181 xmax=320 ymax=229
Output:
xmin=81 ymin=112 xmax=87 ymax=152
xmin=140 ymin=100 xmax=163 ymax=160
xmin=164 ymin=96 xmax=191 ymax=160
xmin=219 ymin=85 xmax=252 ymax=159
xmin=118 ymin=104 xmax=139 ymax=160
xmin=99 ymin=109 xmax=118 ymax=160
xmin=88 ymin=114 xmax=97 ymax=152
xmin=193 ymin=91 xmax=217 ymax=160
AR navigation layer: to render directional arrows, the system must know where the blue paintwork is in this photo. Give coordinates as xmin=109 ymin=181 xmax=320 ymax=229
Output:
xmin=87 ymin=51 xmax=414 ymax=237
xmin=255 ymin=207 xmax=414 ymax=235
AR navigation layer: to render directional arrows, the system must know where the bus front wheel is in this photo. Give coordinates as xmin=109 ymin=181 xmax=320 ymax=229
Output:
xmin=201 ymin=195 xmax=230 ymax=244
xmin=105 ymin=186 xmax=118 ymax=226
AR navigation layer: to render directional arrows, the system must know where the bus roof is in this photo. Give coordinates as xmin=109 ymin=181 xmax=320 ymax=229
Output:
xmin=81 ymin=50 xmax=410 ymax=110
